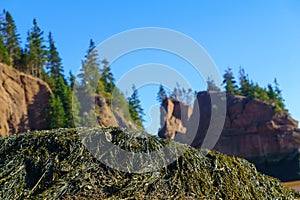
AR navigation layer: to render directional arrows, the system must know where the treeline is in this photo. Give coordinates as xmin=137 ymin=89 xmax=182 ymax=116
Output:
xmin=157 ymin=67 xmax=286 ymax=113
xmin=208 ymin=67 xmax=286 ymax=113
xmin=157 ymin=83 xmax=195 ymax=106
xmin=0 ymin=10 xmax=144 ymax=129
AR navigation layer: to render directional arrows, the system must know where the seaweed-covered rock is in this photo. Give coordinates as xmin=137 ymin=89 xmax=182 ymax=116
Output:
xmin=0 ymin=127 xmax=299 ymax=199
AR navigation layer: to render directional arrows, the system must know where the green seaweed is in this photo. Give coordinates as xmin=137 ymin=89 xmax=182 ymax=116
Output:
xmin=0 ymin=127 xmax=299 ymax=199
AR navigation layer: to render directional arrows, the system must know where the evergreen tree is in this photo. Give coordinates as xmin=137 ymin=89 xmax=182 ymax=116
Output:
xmin=157 ymin=84 xmax=167 ymax=103
xmin=238 ymin=67 xmax=252 ymax=96
xmin=0 ymin=36 xmax=11 ymax=65
xmin=77 ymin=39 xmax=101 ymax=126
xmin=78 ymin=39 xmax=100 ymax=95
xmin=273 ymin=78 xmax=285 ymax=111
xmin=47 ymin=94 xmax=66 ymax=129
xmin=69 ymin=71 xmax=76 ymax=89
xmin=207 ymin=77 xmax=221 ymax=91
xmin=47 ymin=32 xmax=63 ymax=83
xmin=128 ymin=85 xmax=144 ymax=127
xmin=223 ymin=67 xmax=237 ymax=93
xmin=46 ymin=33 xmax=77 ymax=128
xmin=267 ymin=84 xmax=276 ymax=101
xmin=0 ymin=10 xmax=21 ymax=66
xmin=99 ymin=59 xmax=115 ymax=94
xmin=26 ymin=18 xmax=47 ymax=77
xmin=17 ymin=48 xmax=31 ymax=73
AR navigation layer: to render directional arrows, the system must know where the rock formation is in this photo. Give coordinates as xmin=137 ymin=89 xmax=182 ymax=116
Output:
xmin=0 ymin=63 xmax=137 ymax=136
xmin=94 ymin=94 xmax=137 ymax=130
xmin=0 ymin=63 xmax=51 ymax=136
xmin=159 ymin=91 xmax=300 ymax=181
xmin=158 ymin=98 xmax=193 ymax=140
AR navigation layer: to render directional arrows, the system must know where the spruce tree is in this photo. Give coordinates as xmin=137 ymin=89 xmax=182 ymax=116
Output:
xmin=78 ymin=39 xmax=100 ymax=95
xmin=238 ymin=67 xmax=251 ymax=96
xmin=26 ymin=18 xmax=47 ymax=77
xmin=273 ymin=78 xmax=285 ymax=111
xmin=157 ymin=84 xmax=167 ymax=103
xmin=128 ymin=85 xmax=144 ymax=127
xmin=47 ymin=94 xmax=66 ymax=129
xmin=47 ymin=32 xmax=63 ymax=84
xmin=46 ymin=32 xmax=76 ymax=128
xmin=223 ymin=67 xmax=237 ymax=94
xmin=77 ymin=39 xmax=101 ymax=126
xmin=99 ymin=59 xmax=115 ymax=94
xmin=0 ymin=10 xmax=21 ymax=66
xmin=0 ymin=36 xmax=11 ymax=65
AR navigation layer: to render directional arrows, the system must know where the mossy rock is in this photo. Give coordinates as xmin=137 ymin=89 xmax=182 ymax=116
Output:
xmin=0 ymin=127 xmax=299 ymax=199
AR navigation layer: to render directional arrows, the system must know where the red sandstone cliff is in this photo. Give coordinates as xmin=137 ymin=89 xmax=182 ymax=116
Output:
xmin=0 ymin=63 xmax=52 ymax=136
xmin=159 ymin=91 xmax=300 ymax=181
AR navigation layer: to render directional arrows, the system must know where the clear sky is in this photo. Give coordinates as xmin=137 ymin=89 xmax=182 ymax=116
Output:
xmin=2 ymin=1 xmax=300 ymax=133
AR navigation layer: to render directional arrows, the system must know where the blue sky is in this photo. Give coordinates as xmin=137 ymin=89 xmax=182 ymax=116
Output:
xmin=2 ymin=1 xmax=300 ymax=133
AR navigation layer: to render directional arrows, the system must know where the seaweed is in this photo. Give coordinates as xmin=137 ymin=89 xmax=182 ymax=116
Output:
xmin=0 ymin=127 xmax=299 ymax=199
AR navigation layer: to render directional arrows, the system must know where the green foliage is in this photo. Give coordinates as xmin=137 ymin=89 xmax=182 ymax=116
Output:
xmin=99 ymin=59 xmax=115 ymax=94
xmin=129 ymin=85 xmax=145 ymax=127
xmin=0 ymin=36 xmax=11 ymax=65
xmin=223 ymin=67 xmax=286 ymax=113
xmin=77 ymin=39 xmax=100 ymax=96
xmin=0 ymin=10 xmax=21 ymax=66
xmin=157 ymin=84 xmax=167 ymax=103
xmin=223 ymin=67 xmax=238 ymax=93
xmin=26 ymin=18 xmax=48 ymax=78
xmin=46 ymin=32 xmax=63 ymax=82
xmin=47 ymin=94 xmax=66 ymax=129
xmin=45 ymin=33 xmax=79 ymax=128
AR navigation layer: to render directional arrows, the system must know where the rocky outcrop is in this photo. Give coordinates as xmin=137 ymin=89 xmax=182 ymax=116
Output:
xmin=158 ymin=98 xmax=193 ymax=140
xmin=0 ymin=63 xmax=51 ymax=136
xmin=94 ymin=94 xmax=137 ymax=130
xmin=0 ymin=63 xmax=138 ymax=136
xmin=159 ymin=91 xmax=300 ymax=181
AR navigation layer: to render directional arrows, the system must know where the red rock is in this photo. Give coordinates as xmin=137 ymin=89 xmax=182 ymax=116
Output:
xmin=0 ymin=63 xmax=51 ymax=136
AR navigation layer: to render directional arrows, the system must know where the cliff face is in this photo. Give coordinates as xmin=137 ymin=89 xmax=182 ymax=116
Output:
xmin=159 ymin=91 xmax=300 ymax=181
xmin=0 ymin=63 xmax=51 ymax=136
xmin=94 ymin=94 xmax=137 ymax=130
xmin=0 ymin=63 xmax=137 ymax=136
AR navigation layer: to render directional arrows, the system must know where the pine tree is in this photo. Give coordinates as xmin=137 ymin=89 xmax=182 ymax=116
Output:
xmin=128 ymin=85 xmax=145 ymax=127
xmin=26 ymin=18 xmax=47 ymax=77
xmin=0 ymin=10 xmax=21 ymax=66
xmin=0 ymin=36 xmax=11 ymax=65
xmin=223 ymin=67 xmax=237 ymax=94
xmin=157 ymin=84 xmax=167 ymax=103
